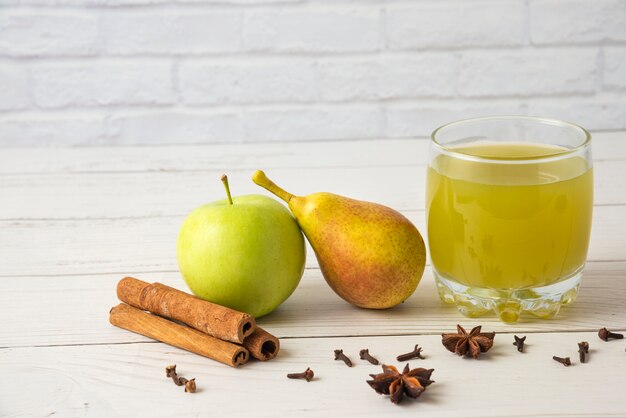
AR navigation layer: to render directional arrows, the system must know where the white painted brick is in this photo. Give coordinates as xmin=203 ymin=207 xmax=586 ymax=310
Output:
xmin=181 ymin=0 xmax=301 ymax=3
xmin=386 ymin=1 xmax=526 ymax=50
xmin=319 ymin=55 xmax=457 ymax=101
xmin=318 ymin=60 xmax=379 ymax=101
xmin=19 ymin=0 xmax=108 ymax=4
xmin=179 ymin=60 xmax=319 ymax=105
xmin=531 ymin=0 xmax=626 ymax=44
xmin=101 ymin=12 xmax=241 ymax=55
xmin=458 ymin=50 xmax=598 ymax=97
xmin=244 ymin=10 xmax=379 ymax=52
xmin=385 ymin=102 xmax=527 ymax=138
xmin=379 ymin=56 xmax=457 ymax=99
xmin=604 ymin=48 xmax=626 ymax=90
xmin=107 ymin=111 xmax=245 ymax=144
xmin=0 ymin=64 xmax=31 ymax=111
xmin=21 ymin=0 xmax=161 ymax=4
xmin=32 ymin=61 xmax=175 ymax=108
xmin=0 ymin=12 xmax=98 ymax=57
xmin=527 ymin=97 xmax=626 ymax=130
xmin=0 ymin=114 xmax=107 ymax=147
xmin=0 ymin=2 xmax=625 ymax=148
xmin=243 ymin=106 xmax=383 ymax=141
xmin=21 ymin=0 xmax=298 ymax=3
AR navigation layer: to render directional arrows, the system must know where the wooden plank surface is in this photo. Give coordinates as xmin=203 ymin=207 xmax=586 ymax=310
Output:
xmin=0 ymin=132 xmax=624 ymax=176
xmin=1 ymin=134 xmax=625 ymax=222
xmin=1 ymin=332 xmax=625 ymax=417
xmin=1 ymin=132 xmax=625 ymax=417
xmin=1 ymin=205 xmax=624 ymax=277
xmin=2 ymin=158 xmax=626 ymax=220
xmin=1 ymin=263 xmax=625 ymax=349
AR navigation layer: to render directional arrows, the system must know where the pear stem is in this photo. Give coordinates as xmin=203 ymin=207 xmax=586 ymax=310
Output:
xmin=221 ymin=174 xmax=234 ymax=205
xmin=252 ymin=170 xmax=294 ymax=203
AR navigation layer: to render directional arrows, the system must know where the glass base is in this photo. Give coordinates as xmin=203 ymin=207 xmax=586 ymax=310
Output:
xmin=433 ymin=267 xmax=583 ymax=323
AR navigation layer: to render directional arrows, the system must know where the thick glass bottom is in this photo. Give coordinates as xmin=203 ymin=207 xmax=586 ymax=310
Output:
xmin=433 ymin=266 xmax=583 ymax=323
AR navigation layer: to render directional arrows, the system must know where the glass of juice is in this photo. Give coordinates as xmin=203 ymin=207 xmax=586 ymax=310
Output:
xmin=426 ymin=116 xmax=593 ymax=322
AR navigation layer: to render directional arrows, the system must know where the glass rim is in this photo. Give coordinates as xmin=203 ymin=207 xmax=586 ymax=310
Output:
xmin=430 ymin=115 xmax=592 ymax=164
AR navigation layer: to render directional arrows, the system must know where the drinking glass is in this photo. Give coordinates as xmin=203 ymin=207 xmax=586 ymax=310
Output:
xmin=426 ymin=116 xmax=593 ymax=322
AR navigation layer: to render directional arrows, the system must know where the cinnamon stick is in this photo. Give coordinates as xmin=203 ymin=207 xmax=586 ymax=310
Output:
xmin=109 ymin=303 xmax=249 ymax=367
xmin=242 ymin=327 xmax=280 ymax=361
xmin=117 ymin=277 xmax=255 ymax=344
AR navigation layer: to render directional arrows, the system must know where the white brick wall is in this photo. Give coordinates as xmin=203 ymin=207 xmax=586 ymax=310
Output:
xmin=605 ymin=48 xmax=626 ymax=90
xmin=179 ymin=60 xmax=319 ymax=104
xmin=0 ymin=0 xmax=625 ymax=147
xmin=458 ymin=49 xmax=598 ymax=97
xmin=32 ymin=61 xmax=176 ymax=107
xmin=244 ymin=10 xmax=380 ymax=52
xmin=0 ymin=12 xmax=98 ymax=56
xmin=386 ymin=1 xmax=527 ymax=49
xmin=530 ymin=0 xmax=626 ymax=44
xmin=101 ymin=11 xmax=243 ymax=54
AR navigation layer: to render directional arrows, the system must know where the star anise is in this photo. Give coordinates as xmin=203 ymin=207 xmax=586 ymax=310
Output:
xmin=367 ymin=364 xmax=434 ymax=404
xmin=442 ymin=324 xmax=495 ymax=359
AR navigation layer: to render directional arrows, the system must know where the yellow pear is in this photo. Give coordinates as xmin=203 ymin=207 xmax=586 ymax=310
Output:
xmin=252 ymin=170 xmax=426 ymax=309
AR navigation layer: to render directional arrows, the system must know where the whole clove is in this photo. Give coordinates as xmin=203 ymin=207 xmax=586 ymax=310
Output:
xmin=598 ymin=327 xmax=624 ymax=341
xmin=552 ymin=356 xmax=571 ymax=367
xmin=334 ymin=349 xmax=353 ymax=367
xmin=396 ymin=344 xmax=425 ymax=362
xmin=184 ymin=379 xmax=196 ymax=393
xmin=165 ymin=365 xmax=197 ymax=393
xmin=165 ymin=364 xmax=183 ymax=385
xmin=578 ymin=341 xmax=590 ymax=363
xmin=287 ymin=367 xmax=315 ymax=382
xmin=359 ymin=349 xmax=379 ymax=365
xmin=513 ymin=335 xmax=526 ymax=353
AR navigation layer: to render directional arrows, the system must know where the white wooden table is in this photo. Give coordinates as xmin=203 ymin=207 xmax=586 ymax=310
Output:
xmin=1 ymin=133 xmax=625 ymax=417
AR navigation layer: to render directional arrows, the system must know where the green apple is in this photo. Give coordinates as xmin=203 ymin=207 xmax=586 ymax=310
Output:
xmin=177 ymin=175 xmax=306 ymax=318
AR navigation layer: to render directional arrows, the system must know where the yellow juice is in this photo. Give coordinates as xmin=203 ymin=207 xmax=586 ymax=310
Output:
xmin=426 ymin=142 xmax=593 ymax=290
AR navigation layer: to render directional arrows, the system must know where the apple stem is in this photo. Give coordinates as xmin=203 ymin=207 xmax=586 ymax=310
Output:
xmin=221 ymin=174 xmax=234 ymax=205
xmin=252 ymin=170 xmax=294 ymax=203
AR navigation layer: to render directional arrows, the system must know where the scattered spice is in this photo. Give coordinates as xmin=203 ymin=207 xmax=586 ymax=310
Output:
xmin=396 ymin=344 xmax=425 ymax=361
xmin=287 ymin=367 xmax=314 ymax=382
xmin=243 ymin=327 xmax=281 ymax=362
xmin=578 ymin=341 xmax=589 ymax=363
xmin=552 ymin=356 xmax=571 ymax=367
xmin=598 ymin=327 xmax=624 ymax=341
xmin=442 ymin=325 xmax=495 ymax=359
xmin=165 ymin=365 xmax=197 ymax=393
xmin=334 ymin=349 xmax=353 ymax=367
xmin=117 ymin=277 xmax=255 ymax=344
xmin=165 ymin=365 xmax=181 ymax=384
xmin=359 ymin=349 xmax=379 ymax=365
xmin=184 ymin=379 xmax=197 ymax=393
xmin=367 ymin=364 xmax=435 ymax=404
xmin=513 ymin=335 xmax=526 ymax=353
xmin=110 ymin=304 xmax=249 ymax=367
